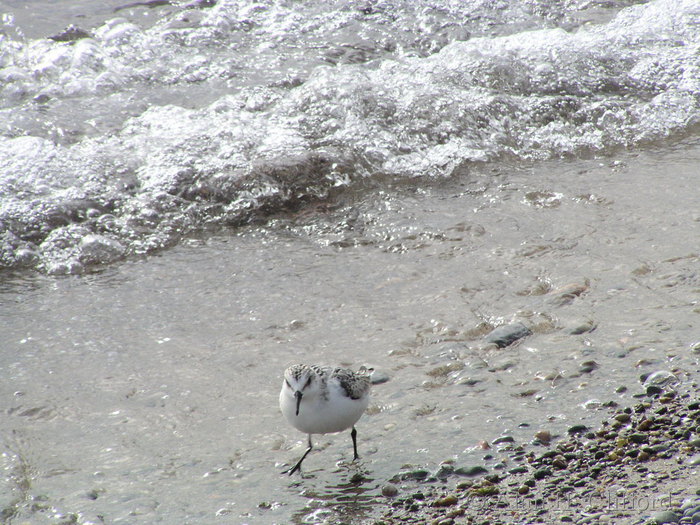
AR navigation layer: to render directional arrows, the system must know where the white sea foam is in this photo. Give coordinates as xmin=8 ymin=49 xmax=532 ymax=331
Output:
xmin=1 ymin=0 xmax=699 ymax=272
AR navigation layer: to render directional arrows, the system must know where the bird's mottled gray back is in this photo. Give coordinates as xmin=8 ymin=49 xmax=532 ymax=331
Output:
xmin=333 ymin=367 xmax=371 ymax=400
xmin=286 ymin=364 xmax=370 ymax=400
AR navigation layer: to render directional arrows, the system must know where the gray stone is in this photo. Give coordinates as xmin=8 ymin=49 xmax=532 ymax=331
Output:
xmin=650 ymin=510 xmax=679 ymax=524
xmin=455 ymin=465 xmax=488 ymax=477
xmin=492 ymin=436 xmax=515 ymax=445
xmin=433 ymin=464 xmax=455 ymax=479
xmin=400 ymin=469 xmax=429 ymax=481
xmin=369 ymin=370 xmax=390 ymax=385
xmin=483 ymin=322 xmax=532 ymax=348
xmin=567 ymin=424 xmax=589 ymax=435
xmin=579 ymin=360 xmax=599 ymax=373
xmin=628 ymin=433 xmax=649 ymax=444
xmin=381 ymin=483 xmax=399 ymax=497
xmin=680 ymin=497 xmax=699 ymax=512
xmin=642 ymin=370 xmax=678 ymax=387
xmin=533 ymin=468 xmax=552 ymax=480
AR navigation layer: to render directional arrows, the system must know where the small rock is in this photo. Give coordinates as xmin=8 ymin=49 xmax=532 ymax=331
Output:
xmin=381 ymin=484 xmax=399 ymax=497
xmin=401 ymin=469 xmax=430 ymax=481
xmin=628 ymin=433 xmax=649 ymax=444
xmin=646 ymin=385 xmax=663 ymax=396
xmin=642 ymin=370 xmax=678 ymax=387
xmin=49 ymin=25 xmax=93 ymax=42
xmin=552 ymin=456 xmax=568 ymax=469
xmin=432 ymin=494 xmax=458 ymax=507
xmin=568 ymin=319 xmax=597 ymax=335
xmin=547 ymin=282 xmax=589 ymax=306
xmin=567 ymin=424 xmax=589 ymax=435
xmin=614 ymin=413 xmax=631 ymax=423
xmin=688 ymin=454 xmax=700 ymax=466
xmin=492 ymin=436 xmax=515 ymax=445
xmin=533 ymin=468 xmax=552 ymax=480
xmin=370 ymin=370 xmax=391 ymax=385
xmin=534 ymin=430 xmax=552 ymax=443
xmin=650 ymin=510 xmax=679 ymax=524
xmin=637 ymin=418 xmax=654 ymax=431
xmin=680 ymin=497 xmax=700 ymax=512
xmin=433 ymin=464 xmax=455 ymax=479
xmin=518 ymin=485 xmax=530 ymax=495
xmin=455 ymin=466 xmax=488 ymax=477
xmin=483 ymin=322 xmax=532 ymax=348
xmin=579 ymin=360 xmax=599 ymax=374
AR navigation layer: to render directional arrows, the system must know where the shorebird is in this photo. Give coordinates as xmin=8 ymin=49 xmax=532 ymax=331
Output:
xmin=279 ymin=364 xmax=371 ymax=475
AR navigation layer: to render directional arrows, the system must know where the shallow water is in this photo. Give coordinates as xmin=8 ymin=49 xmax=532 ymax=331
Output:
xmin=2 ymin=140 xmax=700 ymax=523
xmin=2 ymin=0 xmax=700 ymax=523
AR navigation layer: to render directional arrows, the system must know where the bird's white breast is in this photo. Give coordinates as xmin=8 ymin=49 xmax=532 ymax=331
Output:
xmin=279 ymin=380 xmax=369 ymax=435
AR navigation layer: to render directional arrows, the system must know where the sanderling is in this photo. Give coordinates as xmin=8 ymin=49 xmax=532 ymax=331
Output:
xmin=279 ymin=364 xmax=371 ymax=475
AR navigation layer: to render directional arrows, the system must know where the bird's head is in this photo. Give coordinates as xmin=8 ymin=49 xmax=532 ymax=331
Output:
xmin=283 ymin=365 xmax=319 ymax=416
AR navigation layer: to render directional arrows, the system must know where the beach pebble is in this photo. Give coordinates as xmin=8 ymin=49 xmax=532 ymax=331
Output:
xmin=642 ymin=370 xmax=678 ymax=387
xmin=534 ymin=429 xmax=552 ymax=443
xmin=432 ymin=494 xmax=458 ymax=507
xmin=455 ymin=466 xmax=488 ymax=477
xmin=650 ymin=510 xmax=679 ymax=524
xmin=546 ymin=282 xmax=589 ymax=306
xmin=483 ymin=322 xmax=532 ymax=348
xmin=688 ymin=454 xmax=700 ymax=466
xmin=567 ymin=424 xmax=589 ymax=435
xmin=492 ymin=436 xmax=515 ymax=445
xmin=381 ymin=484 xmax=399 ymax=497
xmin=552 ymin=456 xmax=568 ymax=469
xmin=579 ymin=360 xmax=599 ymax=374
xmin=567 ymin=318 xmax=597 ymax=335
xmin=628 ymin=433 xmax=649 ymax=444
xmin=370 ymin=370 xmax=390 ymax=385
xmin=433 ymin=464 xmax=455 ymax=479
xmin=533 ymin=468 xmax=552 ymax=480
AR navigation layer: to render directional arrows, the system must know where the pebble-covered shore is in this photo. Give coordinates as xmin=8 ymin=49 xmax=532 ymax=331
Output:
xmin=370 ymin=382 xmax=700 ymax=525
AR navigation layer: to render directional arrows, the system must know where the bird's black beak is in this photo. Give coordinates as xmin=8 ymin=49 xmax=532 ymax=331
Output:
xmin=295 ymin=390 xmax=303 ymax=416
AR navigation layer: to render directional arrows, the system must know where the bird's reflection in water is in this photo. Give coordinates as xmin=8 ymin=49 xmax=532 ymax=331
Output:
xmin=290 ymin=466 xmax=378 ymax=524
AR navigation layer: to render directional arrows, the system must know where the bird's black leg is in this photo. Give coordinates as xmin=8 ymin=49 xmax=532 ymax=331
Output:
xmin=286 ymin=434 xmax=313 ymax=475
xmin=351 ymin=426 xmax=359 ymax=461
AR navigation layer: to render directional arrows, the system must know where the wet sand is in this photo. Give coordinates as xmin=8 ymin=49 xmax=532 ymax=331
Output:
xmin=1 ymin=139 xmax=700 ymax=524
